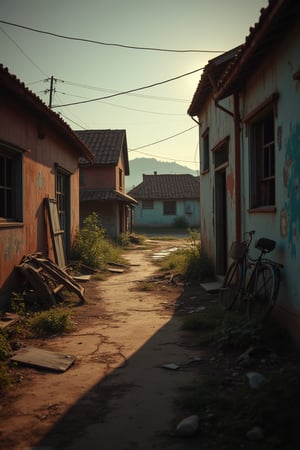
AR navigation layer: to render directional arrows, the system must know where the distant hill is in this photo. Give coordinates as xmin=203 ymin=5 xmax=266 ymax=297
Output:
xmin=126 ymin=157 xmax=198 ymax=192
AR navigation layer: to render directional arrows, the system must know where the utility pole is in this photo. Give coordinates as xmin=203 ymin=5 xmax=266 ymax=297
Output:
xmin=48 ymin=76 xmax=56 ymax=108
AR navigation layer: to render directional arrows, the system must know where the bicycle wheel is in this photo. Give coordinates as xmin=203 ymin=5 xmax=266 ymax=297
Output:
xmin=247 ymin=263 xmax=277 ymax=321
xmin=219 ymin=261 xmax=243 ymax=310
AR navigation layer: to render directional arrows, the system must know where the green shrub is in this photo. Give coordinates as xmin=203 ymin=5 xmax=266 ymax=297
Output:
xmin=10 ymin=291 xmax=26 ymax=315
xmin=158 ymin=229 xmax=214 ymax=283
xmin=0 ymin=363 xmax=13 ymax=392
xmin=173 ymin=216 xmax=189 ymax=228
xmin=72 ymin=213 xmax=123 ymax=268
xmin=0 ymin=332 xmax=12 ymax=361
xmin=30 ymin=309 xmax=75 ymax=337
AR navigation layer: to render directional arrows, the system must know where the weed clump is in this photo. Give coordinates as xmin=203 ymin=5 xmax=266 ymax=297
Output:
xmin=30 ymin=309 xmax=75 ymax=337
xmin=159 ymin=229 xmax=214 ymax=283
xmin=72 ymin=213 xmax=124 ymax=269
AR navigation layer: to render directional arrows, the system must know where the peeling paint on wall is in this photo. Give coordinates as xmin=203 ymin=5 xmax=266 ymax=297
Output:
xmin=226 ymin=170 xmax=235 ymax=201
xmin=284 ymin=123 xmax=300 ymax=258
xmin=3 ymin=235 xmax=22 ymax=261
xmin=37 ymin=171 xmax=45 ymax=191
xmin=280 ymin=208 xmax=288 ymax=238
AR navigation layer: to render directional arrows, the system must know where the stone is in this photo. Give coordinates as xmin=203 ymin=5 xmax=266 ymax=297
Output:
xmin=175 ymin=415 xmax=200 ymax=437
xmin=246 ymin=372 xmax=266 ymax=389
xmin=246 ymin=426 xmax=264 ymax=441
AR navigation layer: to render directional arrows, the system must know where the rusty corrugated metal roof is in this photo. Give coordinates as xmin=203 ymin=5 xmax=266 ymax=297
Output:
xmin=127 ymin=174 xmax=200 ymax=200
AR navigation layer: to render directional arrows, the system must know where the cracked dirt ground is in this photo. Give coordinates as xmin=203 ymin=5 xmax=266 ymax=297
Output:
xmin=0 ymin=238 xmax=213 ymax=450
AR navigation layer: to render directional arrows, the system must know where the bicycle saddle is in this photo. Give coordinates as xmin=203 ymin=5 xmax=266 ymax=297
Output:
xmin=255 ymin=238 xmax=276 ymax=253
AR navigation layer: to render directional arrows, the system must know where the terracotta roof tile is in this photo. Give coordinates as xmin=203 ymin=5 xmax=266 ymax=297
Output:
xmin=127 ymin=174 xmax=200 ymax=200
xmin=76 ymin=129 xmax=129 ymax=173
xmin=80 ymin=188 xmax=137 ymax=204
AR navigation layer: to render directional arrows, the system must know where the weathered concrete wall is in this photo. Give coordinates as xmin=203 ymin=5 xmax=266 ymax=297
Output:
xmin=239 ymin=22 xmax=300 ymax=323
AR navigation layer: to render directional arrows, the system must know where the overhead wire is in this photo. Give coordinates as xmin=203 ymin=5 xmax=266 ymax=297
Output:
xmin=61 ymin=79 xmax=190 ymax=102
xmin=0 ymin=25 xmax=48 ymax=77
xmin=53 ymin=90 xmax=186 ymax=116
xmin=52 ymin=66 xmax=204 ymax=108
xmin=129 ymin=125 xmax=198 ymax=151
xmin=0 ymin=19 xmax=202 ymax=165
xmin=0 ymin=19 xmax=225 ymax=54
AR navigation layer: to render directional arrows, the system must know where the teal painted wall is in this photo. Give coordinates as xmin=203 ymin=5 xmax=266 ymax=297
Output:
xmin=133 ymin=199 xmax=200 ymax=227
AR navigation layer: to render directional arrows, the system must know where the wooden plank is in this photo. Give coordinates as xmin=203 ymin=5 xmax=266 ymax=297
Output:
xmin=11 ymin=347 xmax=76 ymax=372
xmin=45 ymin=197 xmax=66 ymax=269
xmin=0 ymin=313 xmax=19 ymax=329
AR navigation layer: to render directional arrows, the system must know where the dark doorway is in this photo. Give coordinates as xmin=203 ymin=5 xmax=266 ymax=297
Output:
xmin=56 ymin=169 xmax=70 ymax=259
xmin=215 ymin=170 xmax=227 ymax=275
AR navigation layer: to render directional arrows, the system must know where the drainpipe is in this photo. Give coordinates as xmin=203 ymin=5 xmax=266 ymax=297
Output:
xmin=233 ymin=93 xmax=241 ymax=243
xmin=214 ymin=95 xmax=241 ymax=243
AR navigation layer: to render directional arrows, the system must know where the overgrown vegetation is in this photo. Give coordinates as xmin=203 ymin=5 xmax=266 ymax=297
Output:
xmin=0 ymin=291 xmax=76 ymax=391
xmin=179 ymin=301 xmax=300 ymax=449
xmin=71 ymin=213 xmax=125 ymax=269
xmin=158 ymin=228 xmax=214 ymax=283
xmin=30 ymin=308 xmax=76 ymax=337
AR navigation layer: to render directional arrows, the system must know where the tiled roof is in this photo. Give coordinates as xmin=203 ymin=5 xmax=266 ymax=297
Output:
xmin=216 ymin=0 xmax=299 ymax=99
xmin=188 ymin=0 xmax=299 ymax=113
xmin=0 ymin=65 xmax=94 ymax=162
xmin=187 ymin=46 xmax=241 ymax=116
xmin=80 ymin=188 xmax=137 ymax=204
xmin=127 ymin=174 xmax=200 ymax=200
xmin=76 ymin=129 xmax=129 ymax=174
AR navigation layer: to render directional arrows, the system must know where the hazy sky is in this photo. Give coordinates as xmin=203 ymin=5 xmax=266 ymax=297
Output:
xmin=1 ymin=0 xmax=268 ymax=171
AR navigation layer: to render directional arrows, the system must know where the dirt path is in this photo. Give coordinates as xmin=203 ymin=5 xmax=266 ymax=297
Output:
xmin=0 ymin=238 xmax=213 ymax=450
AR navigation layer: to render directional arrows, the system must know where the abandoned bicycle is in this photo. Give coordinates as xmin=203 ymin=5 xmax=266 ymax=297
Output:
xmin=219 ymin=230 xmax=284 ymax=321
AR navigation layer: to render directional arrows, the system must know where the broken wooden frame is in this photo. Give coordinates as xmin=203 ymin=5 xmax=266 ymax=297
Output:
xmin=17 ymin=252 xmax=86 ymax=308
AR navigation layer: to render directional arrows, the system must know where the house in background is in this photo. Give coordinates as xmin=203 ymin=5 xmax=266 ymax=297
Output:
xmin=0 ymin=65 xmax=94 ymax=305
xmin=76 ymin=130 xmax=137 ymax=239
xmin=188 ymin=0 xmax=300 ymax=340
xmin=128 ymin=173 xmax=200 ymax=229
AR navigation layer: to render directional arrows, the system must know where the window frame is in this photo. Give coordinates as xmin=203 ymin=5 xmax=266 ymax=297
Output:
xmin=0 ymin=142 xmax=23 ymax=225
xmin=245 ymin=94 xmax=278 ymax=212
xmin=142 ymin=200 xmax=154 ymax=210
xmin=163 ymin=200 xmax=176 ymax=216
xmin=201 ymin=128 xmax=210 ymax=174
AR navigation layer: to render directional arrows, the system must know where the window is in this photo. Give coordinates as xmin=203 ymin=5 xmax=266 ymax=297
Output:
xmin=0 ymin=143 xmax=23 ymax=223
xmin=201 ymin=128 xmax=209 ymax=173
xmin=249 ymin=110 xmax=275 ymax=208
xmin=142 ymin=200 xmax=153 ymax=209
xmin=163 ymin=201 xmax=176 ymax=215
xmin=212 ymin=137 xmax=229 ymax=169
xmin=119 ymin=168 xmax=123 ymax=190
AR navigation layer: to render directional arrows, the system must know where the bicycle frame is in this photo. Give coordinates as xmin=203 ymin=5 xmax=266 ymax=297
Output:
xmin=219 ymin=230 xmax=283 ymax=320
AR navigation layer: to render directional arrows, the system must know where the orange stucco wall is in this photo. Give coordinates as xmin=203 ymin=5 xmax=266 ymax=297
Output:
xmin=0 ymin=94 xmax=80 ymax=301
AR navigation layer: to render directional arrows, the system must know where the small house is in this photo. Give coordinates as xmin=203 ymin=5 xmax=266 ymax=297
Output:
xmin=128 ymin=173 xmax=200 ymax=228
xmin=76 ymin=130 xmax=137 ymax=238
xmin=0 ymin=66 xmax=94 ymax=305
xmin=188 ymin=0 xmax=300 ymax=339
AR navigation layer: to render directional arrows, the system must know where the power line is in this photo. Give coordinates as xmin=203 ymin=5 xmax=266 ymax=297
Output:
xmin=130 ymin=148 xmax=199 ymax=165
xmin=128 ymin=125 xmax=198 ymax=152
xmin=0 ymin=25 xmax=48 ymax=77
xmin=62 ymin=79 xmax=190 ymax=102
xmin=52 ymin=67 xmax=204 ymax=108
xmin=54 ymin=90 xmax=185 ymax=116
xmin=0 ymin=19 xmax=225 ymax=54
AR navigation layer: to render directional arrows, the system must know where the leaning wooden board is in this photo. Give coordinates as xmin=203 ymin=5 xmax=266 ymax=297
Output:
xmin=11 ymin=347 xmax=76 ymax=372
